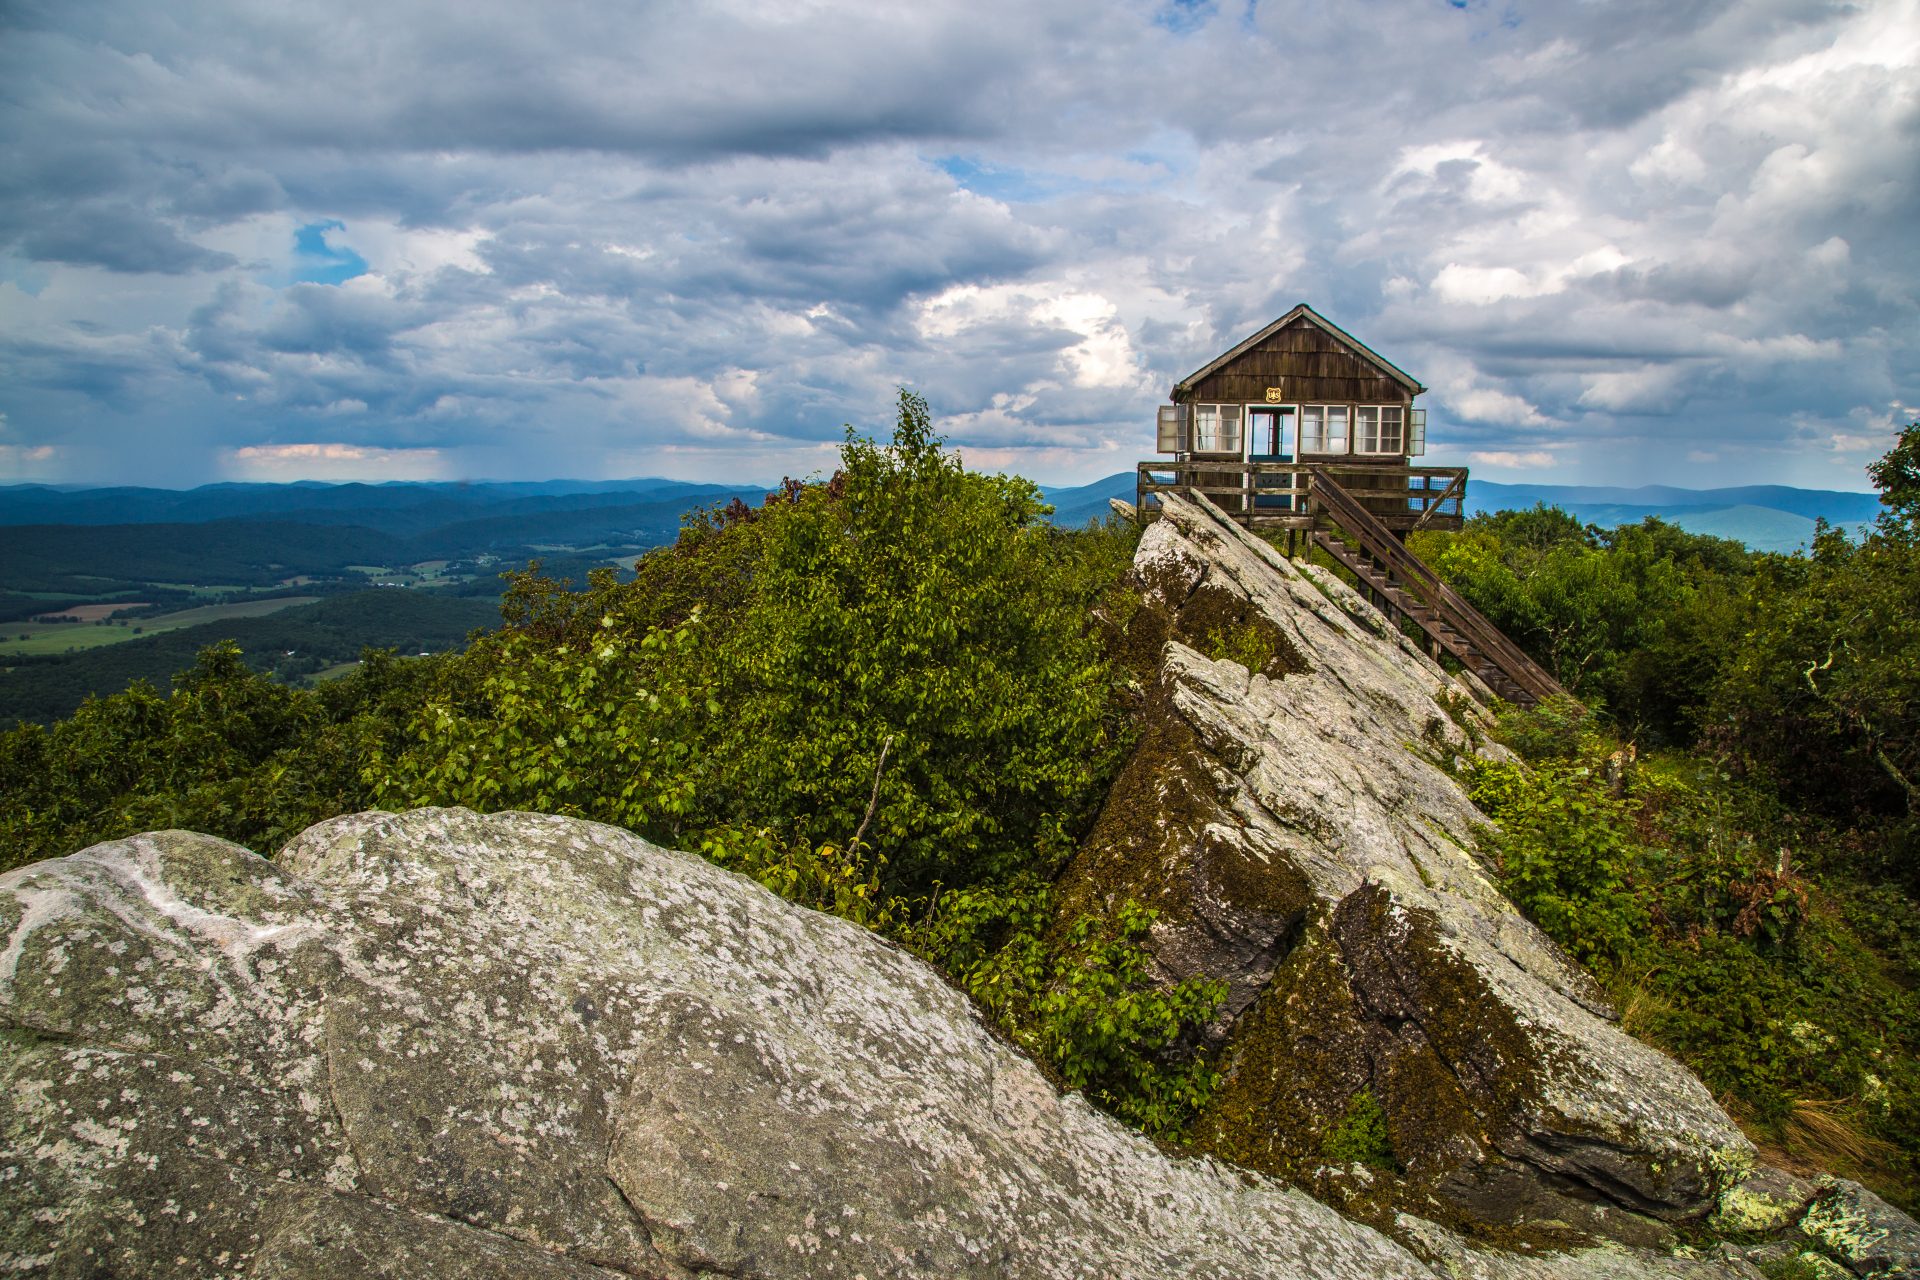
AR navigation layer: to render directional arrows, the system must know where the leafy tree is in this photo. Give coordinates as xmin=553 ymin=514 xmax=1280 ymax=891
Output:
xmin=0 ymin=644 xmax=433 ymax=871
xmin=368 ymin=608 xmax=711 ymax=837
xmin=705 ymin=391 xmax=1123 ymax=891
xmin=1869 ymin=421 xmax=1920 ymax=538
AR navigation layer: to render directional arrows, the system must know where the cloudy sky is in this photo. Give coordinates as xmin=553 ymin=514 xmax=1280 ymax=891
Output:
xmin=1 ymin=0 xmax=1915 ymax=491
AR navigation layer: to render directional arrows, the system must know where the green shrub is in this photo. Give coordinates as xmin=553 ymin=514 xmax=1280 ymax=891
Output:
xmin=910 ymin=889 xmax=1226 ymax=1136
xmin=698 ymin=823 xmax=900 ymax=934
xmin=368 ymin=607 xmax=709 ymax=839
xmin=1467 ymin=753 xmax=1650 ymax=980
xmin=1469 ymin=708 xmax=1920 ymax=1206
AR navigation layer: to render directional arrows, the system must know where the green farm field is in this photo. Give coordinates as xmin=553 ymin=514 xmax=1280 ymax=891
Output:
xmin=0 ymin=597 xmax=320 ymax=657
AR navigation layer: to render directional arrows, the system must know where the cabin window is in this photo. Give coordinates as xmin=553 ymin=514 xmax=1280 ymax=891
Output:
xmin=1356 ymin=406 xmax=1405 ymax=455
xmin=1191 ymin=403 xmax=1244 ymax=454
xmin=1299 ymin=405 xmax=1348 ymax=454
xmin=1156 ymin=404 xmax=1185 ymax=452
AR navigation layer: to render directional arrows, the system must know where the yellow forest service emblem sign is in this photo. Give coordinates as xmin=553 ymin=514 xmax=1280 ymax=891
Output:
xmin=1265 ymin=385 xmax=1286 ymax=402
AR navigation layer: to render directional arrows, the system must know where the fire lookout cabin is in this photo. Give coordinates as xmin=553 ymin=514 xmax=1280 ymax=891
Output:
xmin=1137 ymin=304 xmax=1566 ymax=707
xmin=1138 ymin=303 xmax=1466 ymax=537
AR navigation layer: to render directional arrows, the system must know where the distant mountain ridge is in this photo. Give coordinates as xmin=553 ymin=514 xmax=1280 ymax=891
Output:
xmin=1466 ymin=480 xmax=1881 ymax=552
xmin=0 ymin=478 xmax=760 ymax=533
xmin=4 ymin=474 xmax=1883 ymax=555
xmin=1035 ymin=473 xmax=1880 ymax=552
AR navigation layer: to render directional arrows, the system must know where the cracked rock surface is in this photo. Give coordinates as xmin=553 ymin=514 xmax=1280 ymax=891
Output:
xmin=3 ymin=808 xmax=1458 ymax=1279
xmin=1059 ymin=492 xmax=1755 ymax=1238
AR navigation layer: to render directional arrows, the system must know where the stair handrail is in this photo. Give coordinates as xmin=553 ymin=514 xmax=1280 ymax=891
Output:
xmin=1304 ymin=466 xmax=1567 ymax=704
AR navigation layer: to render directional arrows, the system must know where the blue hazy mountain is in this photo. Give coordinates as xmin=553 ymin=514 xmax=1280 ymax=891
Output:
xmin=1465 ymin=482 xmax=1881 ymax=552
xmin=1037 ymin=474 xmax=1143 ymax=527
xmin=0 ymin=478 xmax=759 ymax=534
xmin=4 ymin=474 xmax=1883 ymax=555
xmin=1035 ymin=474 xmax=1880 ymax=553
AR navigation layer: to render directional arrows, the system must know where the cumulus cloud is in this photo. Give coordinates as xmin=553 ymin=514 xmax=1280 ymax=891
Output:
xmin=0 ymin=0 xmax=1914 ymax=489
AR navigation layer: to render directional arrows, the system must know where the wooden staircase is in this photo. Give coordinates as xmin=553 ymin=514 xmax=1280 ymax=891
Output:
xmin=1303 ymin=467 xmax=1566 ymax=707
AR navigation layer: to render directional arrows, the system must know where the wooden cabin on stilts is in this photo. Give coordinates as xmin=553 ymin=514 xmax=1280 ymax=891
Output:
xmin=1136 ymin=303 xmax=1564 ymax=707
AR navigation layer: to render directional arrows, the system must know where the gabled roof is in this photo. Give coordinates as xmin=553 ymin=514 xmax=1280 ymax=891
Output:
xmin=1173 ymin=303 xmax=1427 ymax=398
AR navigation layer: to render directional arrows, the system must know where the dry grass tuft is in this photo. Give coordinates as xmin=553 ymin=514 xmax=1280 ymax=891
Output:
xmin=1785 ymin=1098 xmax=1900 ymax=1178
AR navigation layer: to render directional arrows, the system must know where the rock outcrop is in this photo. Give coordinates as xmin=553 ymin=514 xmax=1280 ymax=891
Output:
xmin=1060 ymin=492 xmax=1754 ymax=1241
xmin=0 ymin=809 xmax=1450 ymax=1279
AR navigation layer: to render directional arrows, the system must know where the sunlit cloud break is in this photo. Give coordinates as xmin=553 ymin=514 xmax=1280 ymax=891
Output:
xmin=224 ymin=444 xmax=449 ymax=482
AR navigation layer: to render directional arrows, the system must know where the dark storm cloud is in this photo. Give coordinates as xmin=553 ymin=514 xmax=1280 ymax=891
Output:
xmin=13 ymin=205 xmax=239 ymax=274
xmin=0 ymin=0 xmax=1914 ymax=488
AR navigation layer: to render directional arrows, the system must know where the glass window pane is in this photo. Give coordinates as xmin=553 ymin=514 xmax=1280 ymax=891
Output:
xmin=1326 ymin=406 xmax=1348 ymax=453
xmin=1157 ymin=405 xmax=1182 ymax=452
xmin=1356 ymin=406 xmax=1380 ymax=452
xmin=1195 ymin=405 xmax=1218 ymax=452
xmin=1381 ymin=406 xmax=1403 ymax=454
xmin=1300 ymin=405 xmax=1324 ymax=452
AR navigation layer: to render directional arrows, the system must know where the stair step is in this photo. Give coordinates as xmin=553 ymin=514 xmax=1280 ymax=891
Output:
xmin=1312 ymin=515 xmax=1562 ymax=708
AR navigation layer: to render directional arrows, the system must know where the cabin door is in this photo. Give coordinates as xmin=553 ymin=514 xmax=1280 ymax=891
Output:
xmin=1248 ymin=406 xmax=1297 ymax=513
xmin=1247 ymin=407 xmax=1292 ymax=460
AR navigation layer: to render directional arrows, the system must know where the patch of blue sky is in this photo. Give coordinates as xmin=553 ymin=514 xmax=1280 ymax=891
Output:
xmin=0 ymin=259 xmax=51 ymax=297
xmin=1155 ymin=0 xmax=1217 ymax=34
xmin=935 ymin=154 xmax=1178 ymax=204
xmin=936 ymin=157 xmax=1063 ymax=203
xmin=1442 ymin=0 xmax=1523 ymax=30
xmin=292 ymin=220 xmax=368 ymax=286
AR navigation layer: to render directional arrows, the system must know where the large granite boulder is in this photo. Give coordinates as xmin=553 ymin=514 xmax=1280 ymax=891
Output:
xmin=1 ymin=808 xmax=1776 ymax=1279
xmin=1059 ymin=492 xmax=1756 ymax=1240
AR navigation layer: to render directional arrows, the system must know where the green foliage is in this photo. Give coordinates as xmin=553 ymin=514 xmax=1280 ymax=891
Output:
xmin=1701 ymin=525 xmax=1920 ymax=829
xmin=703 ymin=392 xmax=1120 ymax=891
xmin=369 ymin=608 xmax=708 ymax=838
xmin=1475 ymin=707 xmax=1920 ymax=1205
xmin=1868 ymin=421 xmax=1920 ymax=538
xmin=0 ymin=643 xmax=433 ymax=872
xmin=698 ymin=824 xmax=900 ymax=933
xmin=1320 ymin=1088 xmax=1395 ymax=1170
xmin=910 ymin=887 xmax=1226 ymax=1136
xmin=1468 ymin=751 xmax=1651 ymax=981
xmin=1431 ymin=517 xmax=1698 ymax=728
xmin=1203 ymin=620 xmax=1278 ymax=674
xmin=1424 ymin=432 xmax=1920 ymax=868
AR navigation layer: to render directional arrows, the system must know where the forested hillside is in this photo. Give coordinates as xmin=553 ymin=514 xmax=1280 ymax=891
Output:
xmin=2 ymin=401 xmax=1915 ymax=1213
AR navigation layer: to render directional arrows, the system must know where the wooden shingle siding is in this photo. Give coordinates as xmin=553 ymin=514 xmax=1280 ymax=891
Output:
xmin=1180 ymin=319 xmax=1410 ymax=407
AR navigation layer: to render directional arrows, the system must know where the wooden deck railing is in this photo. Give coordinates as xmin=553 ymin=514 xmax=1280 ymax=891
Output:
xmin=1135 ymin=460 xmax=1467 ymax=531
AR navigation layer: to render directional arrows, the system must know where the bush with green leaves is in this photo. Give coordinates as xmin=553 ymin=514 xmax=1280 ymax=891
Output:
xmin=0 ymin=643 xmax=431 ymax=872
xmin=908 ymin=886 xmax=1226 ymax=1136
xmin=1470 ymin=703 xmax=1920 ymax=1205
xmin=368 ymin=606 xmax=711 ymax=839
xmin=703 ymin=392 xmax=1126 ymax=891
xmin=1320 ymin=1088 xmax=1395 ymax=1170
xmin=366 ymin=392 xmax=1134 ymax=894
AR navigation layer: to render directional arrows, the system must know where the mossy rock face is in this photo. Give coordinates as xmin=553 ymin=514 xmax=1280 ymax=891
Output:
xmin=1081 ymin=494 xmax=1756 ymax=1242
xmin=2 ymin=811 xmax=1449 ymax=1280
xmin=1052 ymin=681 xmax=1314 ymax=1028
